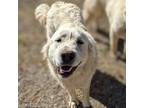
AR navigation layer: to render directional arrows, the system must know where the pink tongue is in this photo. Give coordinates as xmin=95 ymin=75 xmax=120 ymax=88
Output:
xmin=60 ymin=67 xmax=72 ymax=73
xmin=59 ymin=69 xmax=65 ymax=74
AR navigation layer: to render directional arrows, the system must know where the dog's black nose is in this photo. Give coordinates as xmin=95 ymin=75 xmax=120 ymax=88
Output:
xmin=61 ymin=52 xmax=75 ymax=64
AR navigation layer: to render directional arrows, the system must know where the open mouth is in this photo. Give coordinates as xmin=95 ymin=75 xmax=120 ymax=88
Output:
xmin=57 ymin=63 xmax=80 ymax=78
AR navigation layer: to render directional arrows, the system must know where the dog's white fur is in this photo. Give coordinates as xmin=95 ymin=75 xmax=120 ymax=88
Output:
xmin=35 ymin=2 xmax=97 ymax=108
xmin=83 ymin=0 xmax=126 ymax=57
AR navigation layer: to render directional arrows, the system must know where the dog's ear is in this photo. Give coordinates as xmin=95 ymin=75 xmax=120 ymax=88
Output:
xmin=87 ymin=34 xmax=97 ymax=59
xmin=41 ymin=42 xmax=49 ymax=60
xmin=35 ymin=4 xmax=49 ymax=26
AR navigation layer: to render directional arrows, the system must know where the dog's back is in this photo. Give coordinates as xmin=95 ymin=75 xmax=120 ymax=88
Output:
xmin=47 ymin=1 xmax=83 ymax=29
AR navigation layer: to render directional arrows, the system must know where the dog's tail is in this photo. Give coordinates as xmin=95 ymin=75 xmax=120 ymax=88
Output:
xmin=35 ymin=4 xmax=50 ymax=26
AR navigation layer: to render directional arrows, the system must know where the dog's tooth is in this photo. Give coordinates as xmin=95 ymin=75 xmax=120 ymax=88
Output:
xmin=65 ymin=67 xmax=72 ymax=73
xmin=68 ymin=67 xmax=73 ymax=71
xmin=60 ymin=68 xmax=64 ymax=74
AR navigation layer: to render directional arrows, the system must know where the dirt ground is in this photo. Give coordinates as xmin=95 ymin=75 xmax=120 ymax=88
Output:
xmin=18 ymin=0 xmax=126 ymax=108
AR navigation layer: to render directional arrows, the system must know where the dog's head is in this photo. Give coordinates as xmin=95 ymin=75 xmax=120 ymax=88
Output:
xmin=42 ymin=26 xmax=97 ymax=78
xmin=35 ymin=4 xmax=97 ymax=79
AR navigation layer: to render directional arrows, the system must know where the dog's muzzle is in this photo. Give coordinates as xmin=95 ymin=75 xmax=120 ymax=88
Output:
xmin=57 ymin=62 xmax=81 ymax=78
xmin=61 ymin=51 xmax=75 ymax=65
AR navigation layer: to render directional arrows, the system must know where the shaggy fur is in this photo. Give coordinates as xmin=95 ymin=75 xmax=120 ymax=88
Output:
xmin=35 ymin=1 xmax=97 ymax=108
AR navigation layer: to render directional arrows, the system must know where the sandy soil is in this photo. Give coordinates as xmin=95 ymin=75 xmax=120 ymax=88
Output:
xmin=18 ymin=0 xmax=126 ymax=108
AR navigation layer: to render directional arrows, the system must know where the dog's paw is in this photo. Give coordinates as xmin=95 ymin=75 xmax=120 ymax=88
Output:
xmin=83 ymin=105 xmax=93 ymax=108
xmin=69 ymin=101 xmax=77 ymax=108
xmin=82 ymin=104 xmax=93 ymax=108
xmin=75 ymin=101 xmax=92 ymax=108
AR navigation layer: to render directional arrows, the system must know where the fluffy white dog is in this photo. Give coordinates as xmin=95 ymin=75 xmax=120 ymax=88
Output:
xmin=35 ymin=1 xmax=97 ymax=108
xmin=83 ymin=0 xmax=126 ymax=58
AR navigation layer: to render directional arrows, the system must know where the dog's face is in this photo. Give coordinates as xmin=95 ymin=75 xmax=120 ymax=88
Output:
xmin=44 ymin=27 xmax=96 ymax=78
xmin=48 ymin=28 xmax=90 ymax=78
xmin=35 ymin=4 xmax=97 ymax=79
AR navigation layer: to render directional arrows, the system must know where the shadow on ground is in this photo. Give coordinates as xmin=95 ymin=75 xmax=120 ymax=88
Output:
xmin=90 ymin=70 xmax=126 ymax=108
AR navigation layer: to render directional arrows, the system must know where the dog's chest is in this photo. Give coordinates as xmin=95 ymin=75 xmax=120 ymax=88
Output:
xmin=64 ymin=71 xmax=91 ymax=87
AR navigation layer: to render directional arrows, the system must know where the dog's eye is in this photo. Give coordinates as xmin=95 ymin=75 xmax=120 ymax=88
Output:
xmin=77 ymin=39 xmax=84 ymax=45
xmin=56 ymin=38 xmax=61 ymax=42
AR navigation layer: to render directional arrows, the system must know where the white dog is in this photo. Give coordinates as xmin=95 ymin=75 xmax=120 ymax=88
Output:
xmin=83 ymin=0 xmax=126 ymax=58
xmin=35 ymin=1 xmax=97 ymax=108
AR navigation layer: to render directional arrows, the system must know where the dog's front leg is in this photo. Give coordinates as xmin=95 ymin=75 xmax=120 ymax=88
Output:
xmin=68 ymin=89 xmax=79 ymax=108
xmin=109 ymin=27 xmax=118 ymax=58
xmin=81 ymin=89 xmax=92 ymax=108
xmin=69 ymin=101 xmax=77 ymax=108
xmin=75 ymin=88 xmax=92 ymax=108
xmin=68 ymin=96 xmax=79 ymax=108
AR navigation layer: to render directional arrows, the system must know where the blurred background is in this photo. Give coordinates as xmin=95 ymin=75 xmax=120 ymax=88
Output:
xmin=19 ymin=0 xmax=126 ymax=108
